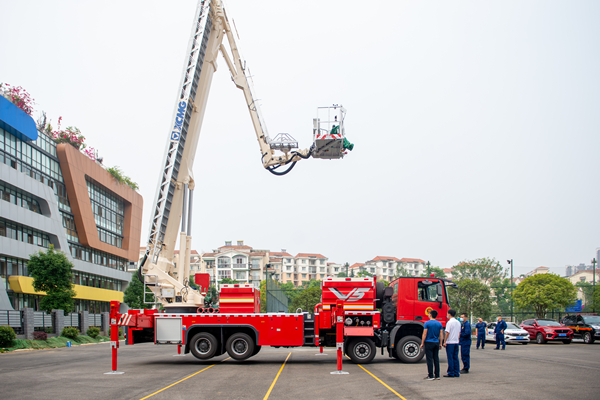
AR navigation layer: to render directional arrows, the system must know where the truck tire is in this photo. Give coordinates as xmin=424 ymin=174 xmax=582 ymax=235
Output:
xmin=226 ymin=333 xmax=255 ymax=360
xmin=347 ymin=338 xmax=376 ymax=364
xmin=253 ymin=345 xmax=262 ymax=356
xmin=536 ymin=333 xmax=546 ymax=344
xmin=395 ymin=335 xmax=424 ymax=363
xmin=583 ymin=332 xmax=595 ymax=344
xmin=190 ymin=332 xmax=218 ymax=360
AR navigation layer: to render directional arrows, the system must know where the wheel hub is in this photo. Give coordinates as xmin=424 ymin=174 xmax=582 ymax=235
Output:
xmin=354 ymin=343 xmax=371 ymax=359
xmin=233 ymin=339 xmax=248 ymax=355
xmin=403 ymin=341 xmax=419 ymax=358
xmin=196 ymin=338 xmax=211 ymax=354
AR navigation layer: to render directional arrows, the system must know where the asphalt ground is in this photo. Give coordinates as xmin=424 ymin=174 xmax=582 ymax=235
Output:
xmin=0 ymin=339 xmax=599 ymax=400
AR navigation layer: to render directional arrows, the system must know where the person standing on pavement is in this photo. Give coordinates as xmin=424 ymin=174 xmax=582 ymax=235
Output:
xmin=420 ymin=310 xmax=443 ymax=381
xmin=494 ymin=315 xmax=507 ymax=350
xmin=443 ymin=309 xmax=461 ymax=378
xmin=475 ymin=318 xmax=487 ymax=349
xmin=459 ymin=313 xmax=471 ymax=374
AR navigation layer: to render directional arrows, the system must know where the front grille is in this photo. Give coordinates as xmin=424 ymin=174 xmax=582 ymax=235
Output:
xmin=555 ymin=330 xmax=569 ymax=334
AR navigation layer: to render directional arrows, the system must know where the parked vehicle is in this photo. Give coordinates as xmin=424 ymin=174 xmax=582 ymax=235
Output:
xmin=560 ymin=314 xmax=600 ymax=344
xmin=486 ymin=322 xmax=529 ymax=344
xmin=520 ymin=319 xmax=573 ymax=344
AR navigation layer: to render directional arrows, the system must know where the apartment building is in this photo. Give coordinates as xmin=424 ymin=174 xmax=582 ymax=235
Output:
xmin=0 ymin=95 xmax=142 ymax=312
xmin=200 ymin=241 xmax=270 ymax=288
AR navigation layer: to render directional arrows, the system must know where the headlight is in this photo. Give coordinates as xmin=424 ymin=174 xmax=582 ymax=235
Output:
xmin=592 ymin=326 xmax=600 ymax=330
xmin=544 ymin=329 xmax=553 ymax=333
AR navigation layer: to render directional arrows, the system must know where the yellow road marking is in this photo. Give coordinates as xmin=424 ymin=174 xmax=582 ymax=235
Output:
xmin=345 ymin=355 xmax=407 ymax=400
xmin=139 ymin=357 xmax=230 ymax=400
xmin=263 ymin=352 xmax=291 ymax=400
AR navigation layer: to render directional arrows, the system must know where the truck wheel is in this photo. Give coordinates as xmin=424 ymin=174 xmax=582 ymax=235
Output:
xmin=583 ymin=332 xmax=595 ymax=344
xmin=226 ymin=333 xmax=255 ymax=360
xmin=395 ymin=336 xmax=424 ymax=363
xmin=536 ymin=333 xmax=546 ymax=344
xmin=253 ymin=345 xmax=262 ymax=356
xmin=347 ymin=338 xmax=376 ymax=364
xmin=190 ymin=332 xmax=218 ymax=360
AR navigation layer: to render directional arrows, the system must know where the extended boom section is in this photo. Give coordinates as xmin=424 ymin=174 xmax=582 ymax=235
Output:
xmin=139 ymin=0 xmax=353 ymax=312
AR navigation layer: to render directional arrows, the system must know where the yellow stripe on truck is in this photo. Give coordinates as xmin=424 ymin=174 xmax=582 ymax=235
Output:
xmin=219 ymin=298 xmax=255 ymax=303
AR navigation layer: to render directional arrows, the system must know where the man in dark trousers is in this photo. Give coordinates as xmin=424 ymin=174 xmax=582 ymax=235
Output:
xmin=475 ymin=318 xmax=487 ymax=349
xmin=494 ymin=315 xmax=507 ymax=350
xmin=459 ymin=313 xmax=471 ymax=373
xmin=420 ymin=310 xmax=443 ymax=380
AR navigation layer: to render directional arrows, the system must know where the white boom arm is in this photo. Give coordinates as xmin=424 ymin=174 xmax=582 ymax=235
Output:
xmin=138 ymin=0 xmax=350 ymax=311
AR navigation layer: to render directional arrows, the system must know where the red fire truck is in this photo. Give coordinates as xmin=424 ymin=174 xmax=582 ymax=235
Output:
xmin=112 ymin=275 xmax=455 ymax=365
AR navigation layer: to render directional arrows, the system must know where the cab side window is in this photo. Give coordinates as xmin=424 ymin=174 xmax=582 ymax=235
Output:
xmin=393 ymin=283 xmax=398 ymax=294
xmin=563 ymin=316 xmax=575 ymax=325
xmin=576 ymin=315 xmax=584 ymax=324
xmin=417 ymin=282 xmax=439 ymax=302
xmin=522 ymin=320 xmax=531 ymax=326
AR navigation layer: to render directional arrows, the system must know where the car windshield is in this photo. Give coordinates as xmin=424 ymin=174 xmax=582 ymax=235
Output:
xmin=583 ymin=316 xmax=600 ymax=324
xmin=506 ymin=323 xmax=520 ymax=330
xmin=537 ymin=320 xmax=561 ymax=326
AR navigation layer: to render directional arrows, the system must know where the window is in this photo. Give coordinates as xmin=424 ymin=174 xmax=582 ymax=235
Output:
xmin=287 ymin=273 xmax=291 ymax=278
xmin=320 ymin=260 xmax=324 ymax=265
xmin=417 ymin=281 xmax=441 ymax=302
xmin=394 ymin=283 xmax=398 ymax=294
xmin=86 ymin=177 xmax=125 ymax=248
xmin=302 ymin=274 xmax=307 ymax=278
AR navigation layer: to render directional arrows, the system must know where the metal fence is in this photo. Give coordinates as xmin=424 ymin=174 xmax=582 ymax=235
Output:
xmin=0 ymin=310 xmax=23 ymax=334
xmin=89 ymin=313 xmax=102 ymax=327
xmin=63 ymin=313 xmax=80 ymax=330
xmin=33 ymin=311 xmax=53 ymax=332
xmin=266 ymin=274 xmax=289 ymax=313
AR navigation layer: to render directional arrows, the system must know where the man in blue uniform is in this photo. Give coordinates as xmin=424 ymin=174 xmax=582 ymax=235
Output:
xmin=475 ymin=318 xmax=487 ymax=349
xmin=494 ymin=315 xmax=507 ymax=350
xmin=459 ymin=313 xmax=471 ymax=373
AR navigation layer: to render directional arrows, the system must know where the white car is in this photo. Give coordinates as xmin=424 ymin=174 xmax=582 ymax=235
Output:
xmin=485 ymin=322 xmax=530 ymax=344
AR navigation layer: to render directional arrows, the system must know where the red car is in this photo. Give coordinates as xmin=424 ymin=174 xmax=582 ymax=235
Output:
xmin=520 ymin=319 xmax=574 ymax=344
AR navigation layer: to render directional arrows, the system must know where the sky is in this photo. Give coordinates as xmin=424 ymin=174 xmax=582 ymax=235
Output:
xmin=1 ymin=0 xmax=599 ymax=277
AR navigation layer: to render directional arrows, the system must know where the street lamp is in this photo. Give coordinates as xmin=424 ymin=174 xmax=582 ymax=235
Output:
xmin=507 ymin=259 xmax=513 ymax=322
xmin=592 ymin=258 xmax=597 ymax=313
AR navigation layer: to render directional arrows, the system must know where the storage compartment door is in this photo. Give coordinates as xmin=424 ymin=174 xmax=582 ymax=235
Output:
xmin=155 ymin=317 xmax=182 ymax=344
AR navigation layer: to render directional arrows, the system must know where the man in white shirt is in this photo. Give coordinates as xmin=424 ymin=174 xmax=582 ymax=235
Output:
xmin=443 ymin=309 xmax=461 ymax=377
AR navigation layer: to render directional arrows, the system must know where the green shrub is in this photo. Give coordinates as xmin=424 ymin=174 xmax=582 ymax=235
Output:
xmin=61 ymin=326 xmax=79 ymax=340
xmin=0 ymin=325 xmax=16 ymax=347
xmin=86 ymin=326 xmax=100 ymax=338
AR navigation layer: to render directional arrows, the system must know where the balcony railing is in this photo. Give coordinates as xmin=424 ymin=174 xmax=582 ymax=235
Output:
xmin=217 ymin=263 xmax=231 ymax=269
xmin=232 ymin=263 xmax=248 ymax=269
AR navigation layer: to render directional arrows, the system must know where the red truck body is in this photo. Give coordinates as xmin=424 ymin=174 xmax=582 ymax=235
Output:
xmin=113 ymin=276 xmax=454 ymax=364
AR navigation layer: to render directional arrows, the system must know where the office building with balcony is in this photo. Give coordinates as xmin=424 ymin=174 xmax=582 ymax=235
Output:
xmin=0 ymin=95 xmax=142 ymax=312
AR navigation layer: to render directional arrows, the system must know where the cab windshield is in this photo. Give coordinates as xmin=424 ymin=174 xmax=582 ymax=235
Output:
xmin=583 ymin=316 xmax=600 ymax=324
xmin=537 ymin=320 xmax=561 ymax=326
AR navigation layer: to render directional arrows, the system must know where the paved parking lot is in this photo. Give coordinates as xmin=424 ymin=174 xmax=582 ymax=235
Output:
xmin=1 ymin=340 xmax=599 ymax=399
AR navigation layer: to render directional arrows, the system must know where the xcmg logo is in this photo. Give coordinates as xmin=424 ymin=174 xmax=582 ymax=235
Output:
xmin=170 ymin=101 xmax=187 ymax=141
xmin=328 ymin=287 xmax=369 ymax=302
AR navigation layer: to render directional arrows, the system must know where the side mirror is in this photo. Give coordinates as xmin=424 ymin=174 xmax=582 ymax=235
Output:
xmin=436 ymin=284 xmax=444 ymax=302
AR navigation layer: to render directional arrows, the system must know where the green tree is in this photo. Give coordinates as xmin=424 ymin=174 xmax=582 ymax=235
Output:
xmin=490 ymin=277 xmax=515 ymax=315
xmin=27 ymin=246 xmax=76 ymax=315
xmin=377 ymin=279 xmax=390 ymax=287
xmin=422 ymin=266 xmax=446 ymax=278
xmin=290 ymin=287 xmax=322 ymax=313
xmin=220 ymin=278 xmax=239 ymax=285
xmin=575 ymin=281 xmax=594 ymax=311
xmin=337 ymin=272 xmax=347 ymax=278
xmin=512 ymin=274 xmax=577 ymax=319
xmin=396 ymin=263 xmax=411 ymax=277
xmin=123 ymin=275 xmax=154 ymax=309
xmin=449 ymin=279 xmax=492 ymax=320
xmin=357 ymin=270 xmax=374 ymax=277
xmin=452 ymin=257 xmax=506 ymax=284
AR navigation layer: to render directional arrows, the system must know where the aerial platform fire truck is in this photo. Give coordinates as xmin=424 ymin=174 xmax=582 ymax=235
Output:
xmin=108 ymin=0 xmax=455 ymax=368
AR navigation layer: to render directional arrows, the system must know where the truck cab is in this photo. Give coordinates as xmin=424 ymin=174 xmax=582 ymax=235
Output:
xmin=379 ymin=276 xmax=454 ymax=363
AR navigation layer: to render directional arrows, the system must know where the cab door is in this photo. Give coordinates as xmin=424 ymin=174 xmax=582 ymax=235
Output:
xmin=413 ymin=279 xmax=443 ymax=323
